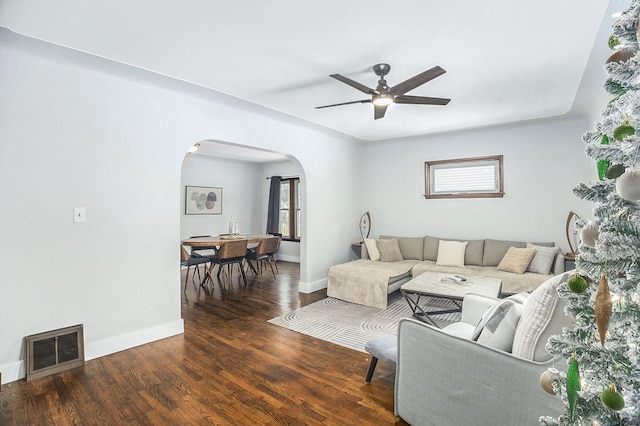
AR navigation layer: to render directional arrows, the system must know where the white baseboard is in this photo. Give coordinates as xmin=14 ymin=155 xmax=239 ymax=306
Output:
xmin=86 ymin=319 xmax=184 ymax=361
xmin=0 ymin=319 xmax=184 ymax=385
xmin=299 ymin=277 xmax=327 ymax=294
xmin=275 ymin=254 xmax=300 ymax=263
xmin=0 ymin=360 xmax=24 ymax=385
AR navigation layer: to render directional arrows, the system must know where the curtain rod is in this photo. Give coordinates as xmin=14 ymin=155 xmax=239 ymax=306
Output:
xmin=266 ymin=175 xmax=298 ymax=179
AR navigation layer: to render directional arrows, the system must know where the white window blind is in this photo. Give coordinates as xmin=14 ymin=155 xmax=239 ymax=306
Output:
xmin=425 ymin=155 xmax=504 ymax=199
xmin=433 ymin=164 xmax=496 ymax=193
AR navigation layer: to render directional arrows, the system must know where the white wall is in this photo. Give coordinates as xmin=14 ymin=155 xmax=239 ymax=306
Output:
xmin=181 ymin=155 xmax=263 ymax=238
xmin=261 ymin=160 xmax=302 ymax=263
xmin=570 ymin=0 xmax=619 ymax=128
xmin=0 ymin=29 xmax=362 ymax=384
xmin=362 ymin=117 xmax=595 ymax=254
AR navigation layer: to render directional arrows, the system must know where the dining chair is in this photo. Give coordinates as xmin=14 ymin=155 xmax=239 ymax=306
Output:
xmin=188 ymin=235 xmax=219 ymax=257
xmin=245 ymin=236 xmax=280 ymax=278
xmin=268 ymin=234 xmax=282 ymax=274
xmin=180 ymin=245 xmax=212 ymax=292
xmin=208 ymin=239 xmax=248 ymax=287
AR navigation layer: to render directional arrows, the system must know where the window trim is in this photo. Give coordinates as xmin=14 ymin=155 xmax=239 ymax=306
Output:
xmin=280 ymin=177 xmax=300 ymax=242
xmin=424 ymin=155 xmax=504 ymax=199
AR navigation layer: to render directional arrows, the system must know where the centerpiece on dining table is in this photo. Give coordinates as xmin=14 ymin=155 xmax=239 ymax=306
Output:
xmin=220 ymin=217 xmax=245 ymax=239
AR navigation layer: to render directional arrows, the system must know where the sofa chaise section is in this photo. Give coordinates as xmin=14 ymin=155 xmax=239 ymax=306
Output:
xmin=327 ymin=259 xmax=419 ymax=309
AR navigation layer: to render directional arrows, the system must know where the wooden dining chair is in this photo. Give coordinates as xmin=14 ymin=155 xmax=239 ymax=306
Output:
xmin=208 ymin=239 xmax=248 ymax=287
xmin=188 ymin=235 xmax=219 ymax=257
xmin=268 ymin=234 xmax=282 ymax=274
xmin=245 ymin=236 xmax=280 ymax=278
xmin=180 ymin=245 xmax=212 ymax=292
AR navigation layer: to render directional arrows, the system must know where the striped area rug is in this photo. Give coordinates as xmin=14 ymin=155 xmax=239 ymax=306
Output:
xmin=268 ymin=292 xmax=461 ymax=353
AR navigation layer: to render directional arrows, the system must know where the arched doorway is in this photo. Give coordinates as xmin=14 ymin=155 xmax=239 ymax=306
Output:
xmin=180 ymin=140 xmax=306 ymax=288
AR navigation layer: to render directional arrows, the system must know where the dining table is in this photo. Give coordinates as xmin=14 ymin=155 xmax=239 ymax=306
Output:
xmin=181 ymin=234 xmax=274 ymax=283
xmin=181 ymin=234 xmax=273 ymax=248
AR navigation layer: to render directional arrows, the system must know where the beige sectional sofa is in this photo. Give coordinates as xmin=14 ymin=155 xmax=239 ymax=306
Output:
xmin=327 ymin=235 xmax=564 ymax=309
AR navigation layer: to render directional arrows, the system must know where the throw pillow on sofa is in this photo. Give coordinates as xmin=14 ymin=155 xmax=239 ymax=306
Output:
xmin=496 ymin=247 xmax=536 ymax=274
xmin=526 ymin=243 xmax=559 ymax=275
xmin=436 ymin=240 xmax=468 ymax=267
xmin=380 ymin=235 xmax=424 ymax=260
xmin=377 ymin=238 xmax=404 ymax=262
xmin=364 ymin=238 xmax=380 ymax=261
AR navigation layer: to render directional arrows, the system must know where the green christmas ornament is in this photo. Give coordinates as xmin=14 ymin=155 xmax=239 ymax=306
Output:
xmin=597 ymin=135 xmax=610 ymax=181
xmin=601 ymin=384 xmax=625 ymax=411
xmin=567 ymin=356 xmax=581 ymax=421
xmin=608 ymin=35 xmax=620 ymax=50
xmin=568 ymin=274 xmax=589 ymax=293
xmin=613 ymin=123 xmax=635 ymax=141
xmin=606 ymin=164 xmax=626 ymax=179
xmin=597 ymin=160 xmax=610 ymax=180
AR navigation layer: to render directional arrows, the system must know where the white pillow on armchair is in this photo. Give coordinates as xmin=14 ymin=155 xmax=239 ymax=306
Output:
xmin=441 ymin=292 xmax=527 ymax=353
xmin=440 ymin=293 xmax=498 ymax=339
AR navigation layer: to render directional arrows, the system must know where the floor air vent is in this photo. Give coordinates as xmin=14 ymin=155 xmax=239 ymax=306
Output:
xmin=25 ymin=324 xmax=85 ymax=381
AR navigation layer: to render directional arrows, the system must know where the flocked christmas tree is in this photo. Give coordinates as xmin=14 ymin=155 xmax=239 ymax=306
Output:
xmin=540 ymin=2 xmax=640 ymax=424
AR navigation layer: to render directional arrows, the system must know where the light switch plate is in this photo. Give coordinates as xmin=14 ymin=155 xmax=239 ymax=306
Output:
xmin=74 ymin=207 xmax=86 ymax=223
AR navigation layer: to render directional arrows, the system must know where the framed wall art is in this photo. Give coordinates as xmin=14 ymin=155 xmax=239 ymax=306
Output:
xmin=185 ymin=186 xmax=222 ymax=215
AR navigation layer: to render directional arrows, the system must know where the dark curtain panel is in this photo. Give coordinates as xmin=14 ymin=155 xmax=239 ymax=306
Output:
xmin=266 ymin=176 xmax=281 ymax=234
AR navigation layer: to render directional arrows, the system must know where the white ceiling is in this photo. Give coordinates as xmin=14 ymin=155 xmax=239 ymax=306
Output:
xmin=0 ymin=0 xmax=612 ymax=142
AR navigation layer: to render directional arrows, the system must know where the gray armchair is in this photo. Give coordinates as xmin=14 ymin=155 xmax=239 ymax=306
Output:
xmin=394 ymin=273 xmax=572 ymax=425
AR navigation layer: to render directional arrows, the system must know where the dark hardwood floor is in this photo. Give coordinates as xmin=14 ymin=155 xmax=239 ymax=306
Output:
xmin=1 ymin=261 xmax=406 ymax=425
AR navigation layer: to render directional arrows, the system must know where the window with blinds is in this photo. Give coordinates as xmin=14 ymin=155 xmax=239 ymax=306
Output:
xmin=424 ymin=155 xmax=504 ymax=199
xmin=279 ymin=177 xmax=300 ymax=241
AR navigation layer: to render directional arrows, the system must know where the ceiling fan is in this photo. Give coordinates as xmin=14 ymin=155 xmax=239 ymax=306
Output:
xmin=316 ymin=63 xmax=450 ymax=119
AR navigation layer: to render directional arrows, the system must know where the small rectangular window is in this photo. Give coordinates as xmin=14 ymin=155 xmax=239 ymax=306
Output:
xmin=424 ymin=155 xmax=504 ymax=199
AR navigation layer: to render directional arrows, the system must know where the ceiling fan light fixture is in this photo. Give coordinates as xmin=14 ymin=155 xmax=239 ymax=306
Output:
xmin=316 ymin=63 xmax=450 ymax=119
xmin=372 ymin=95 xmax=394 ymax=106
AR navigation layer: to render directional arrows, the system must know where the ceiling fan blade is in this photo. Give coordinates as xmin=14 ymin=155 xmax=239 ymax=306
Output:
xmin=374 ymin=104 xmax=388 ymax=120
xmin=330 ymin=74 xmax=378 ymax=95
xmin=315 ymin=99 xmax=371 ymax=109
xmin=389 ymin=66 xmax=446 ymax=96
xmin=394 ymin=95 xmax=451 ymax=105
